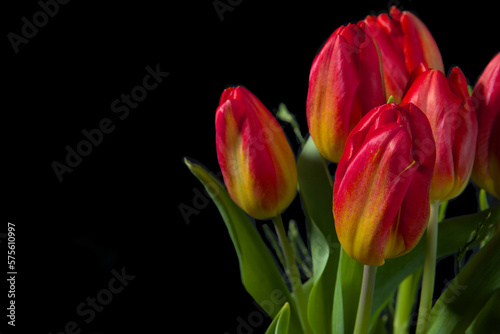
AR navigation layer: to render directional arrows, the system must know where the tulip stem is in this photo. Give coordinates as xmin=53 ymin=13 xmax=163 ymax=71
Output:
xmin=353 ymin=265 xmax=377 ymax=334
xmin=416 ymin=201 xmax=440 ymax=334
xmin=320 ymin=156 xmax=334 ymax=188
xmin=394 ymin=200 xmax=445 ymax=334
xmin=272 ymin=215 xmax=311 ymax=334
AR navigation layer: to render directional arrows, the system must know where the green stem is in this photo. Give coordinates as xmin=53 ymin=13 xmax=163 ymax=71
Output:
xmin=353 ymin=265 xmax=377 ymax=334
xmin=394 ymin=200 xmax=446 ymax=334
xmin=321 ymin=156 xmax=334 ymax=188
xmin=393 ymin=268 xmax=422 ymax=334
xmin=416 ymin=201 xmax=440 ymax=334
xmin=272 ymin=215 xmax=311 ymax=333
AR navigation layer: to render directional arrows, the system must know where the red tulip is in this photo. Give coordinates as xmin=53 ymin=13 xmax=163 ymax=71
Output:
xmin=402 ymin=65 xmax=478 ymax=202
xmin=365 ymin=6 xmax=444 ymax=102
xmin=472 ymin=52 xmax=500 ymax=198
xmin=306 ymin=21 xmax=386 ymax=163
xmin=333 ymin=103 xmax=435 ymax=266
xmin=216 ymin=86 xmax=298 ymax=219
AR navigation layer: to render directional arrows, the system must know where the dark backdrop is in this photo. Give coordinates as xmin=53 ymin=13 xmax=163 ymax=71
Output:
xmin=3 ymin=0 xmax=497 ymax=333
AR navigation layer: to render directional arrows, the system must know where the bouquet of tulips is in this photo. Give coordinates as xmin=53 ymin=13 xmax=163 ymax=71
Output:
xmin=185 ymin=7 xmax=499 ymax=334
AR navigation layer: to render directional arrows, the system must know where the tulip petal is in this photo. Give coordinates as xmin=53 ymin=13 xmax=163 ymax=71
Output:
xmin=334 ymin=103 xmax=435 ymax=266
xmin=472 ymin=53 xmax=500 ymax=198
xmin=357 ymin=21 xmax=387 ymax=111
xmin=364 ymin=7 xmax=443 ymax=102
xmin=307 ymin=29 xmax=360 ymax=162
xmin=488 ymin=115 xmax=500 ymax=197
xmin=216 ymin=86 xmax=297 ymax=219
xmin=335 ymin=124 xmax=414 ymax=265
xmin=306 ymin=23 xmax=385 ymax=162
xmin=402 ymin=67 xmax=478 ymax=202
xmin=400 ymin=11 xmax=444 ymax=73
xmin=365 ymin=11 xmax=408 ymax=102
xmin=448 ymin=67 xmax=478 ymax=197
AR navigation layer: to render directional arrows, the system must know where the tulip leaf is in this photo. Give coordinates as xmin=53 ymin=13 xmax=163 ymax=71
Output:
xmin=372 ymin=204 xmax=500 ymax=314
xmin=369 ymin=307 xmax=389 ymax=334
xmin=288 ymin=220 xmax=313 ymax=279
xmin=308 ymin=223 xmax=339 ymax=334
xmin=369 ymin=292 xmax=393 ymax=334
xmin=276 ymin=103 xmax=306 ymax=146
xmin=426 ymin=227 xmax=500 ymax=333
xmin=297 ymin=136 xmax=337 ymax=246
xmin=465 ymin=289 xmax=500 ymax=333
xmin=266 ymin=302 xmax=291 ymax=334
xmin=479 ymin=188 xmax=489 ymax=211
xmin=263 ymin=223 xmax=286 ymax=270
xmin=297 ymin=137 xmax=340 ymax=334
xmin=332 ymin=268 xmax=344 ymax=334
xmin=332 ymin=248 xmax=364 ymax=334
xmin=184 ymin=158 xmax=303 ymax=334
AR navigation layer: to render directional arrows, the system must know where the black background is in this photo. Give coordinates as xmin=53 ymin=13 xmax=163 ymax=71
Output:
xmin=3 ymin=0 xmax=498 ymax=333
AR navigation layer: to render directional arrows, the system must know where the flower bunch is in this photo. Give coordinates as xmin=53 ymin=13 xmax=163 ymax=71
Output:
xmin=186 ymin=6 xmax=500 ymax=334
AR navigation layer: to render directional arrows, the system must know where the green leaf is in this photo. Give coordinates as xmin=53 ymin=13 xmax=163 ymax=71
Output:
xmin=372 ymin=204 xmax=500 ymax=314
xmin=465 ymin=289 xmax=500 ymax=333
xmin=266 ymin=302 xmax=291 ymax=334
xmin=427 ymin=227 xmax=500 ymax=333
xmin=369 ymin=310 xmax=388 ymax=334
xmin=263 ymin=223 xmax=286 ymax=270
xmin=297 ymin=137 xmax=336 ymax=242
xmin=297 ymin=137 xmax=340 ymax=334
xmin=308 ymin=223 xmax=339 ymax=334
xmin=438 ymin=200 xmax=449 ymax=222
xmin=276 ymin=103 xmax=306 ymax=146
xmin=369 ymin=292 xmax=393 ymax=334
xmin=332 ymin=265 xmax=344 ymax=334
xmin=390 ymin=268 xmax=422 ymax=334
xmin=467 ymin=84 xmax=474 ymax=97
xmin=288 ymin=220 xmax=313 ymax=279
xmin=479 ymin=188 xmax=489 ymax=211
xmin=332 ymin=248 xmax=364 ymax=334
xmin=184 ymin=158 xmax=303 ymax=334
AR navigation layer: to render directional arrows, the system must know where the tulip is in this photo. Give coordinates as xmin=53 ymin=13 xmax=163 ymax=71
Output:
xmin=215 ymin=86 xmax=298 ymax=219
xmin=364 ymin=6 xmax=444 ymax=102
xmin=306 ymin=21 xmax=386 ymax=163
xmin=471 ymin=52 xmax=500 ymax=198
xmin=402 ymin=65 xmax=478 ymax=202
xmin=333 ymin=103 xmax=436 ymax=266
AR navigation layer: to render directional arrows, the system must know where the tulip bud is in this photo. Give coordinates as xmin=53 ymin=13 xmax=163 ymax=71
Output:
xmin=333 ymin=103 xmax=436 ymax=266
xmin=402 ymin=65 xmax=478 ymax=202
xmin=306 ymin=21 xmax=386 ymax=163
xmin=216 ymin=86 xmax=298 ymax=219
xmin=364 ymin=6 xmax=444 ymax=102
xmin=472 ymin=52 xmax=500 ymax=198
